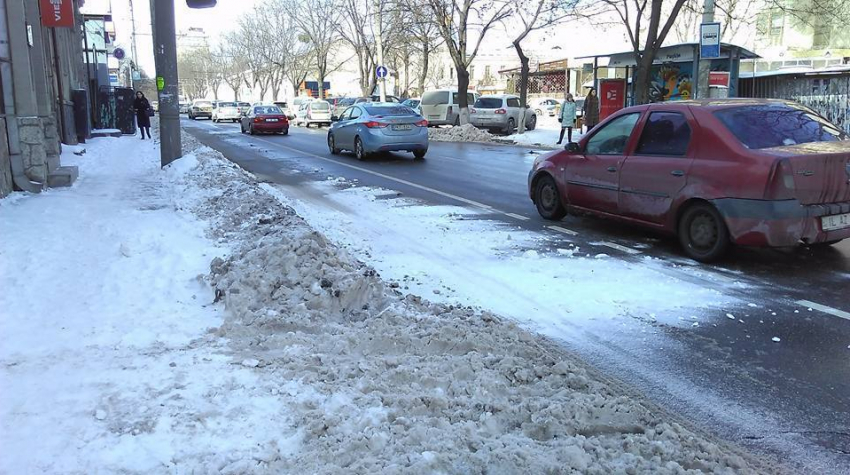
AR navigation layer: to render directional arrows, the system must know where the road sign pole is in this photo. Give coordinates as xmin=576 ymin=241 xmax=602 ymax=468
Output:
xmin=374 ymin=0 xmax=386 ymax=102
xmin=150 ymin=0 xmax=182 ymax=167
xmin=697 ymin=0 xmax=717 ymax=99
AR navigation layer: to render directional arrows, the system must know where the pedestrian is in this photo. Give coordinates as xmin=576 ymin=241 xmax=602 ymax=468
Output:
xmin=556 ymin=93 xmax=577 ymax=145
xmin=583 ymin=87 xmax=599 ymax=132
xmin=133 ymin=91 xmax=152 ymax=140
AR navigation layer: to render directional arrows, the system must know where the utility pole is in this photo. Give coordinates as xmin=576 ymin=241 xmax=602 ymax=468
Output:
xmin=129 ymin=0 xmax=139 ymax=88
xmin=374 ymin=0 xmax=386 ymax=102
xmin=697 ymin=0 xmax=716 ymax=99
xmin=150 ymin=0 xmax=182 ymax=167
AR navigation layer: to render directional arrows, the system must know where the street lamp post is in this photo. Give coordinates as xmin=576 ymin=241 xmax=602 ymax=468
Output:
xmin=150 ymin=0 xmax=182 ymax=167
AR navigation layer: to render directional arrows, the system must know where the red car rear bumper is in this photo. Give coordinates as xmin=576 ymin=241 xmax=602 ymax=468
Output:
xmin=253 ymin=123 xmax=288 ymax=133
xmin=713 ymin=198 xmax=850 ymax=247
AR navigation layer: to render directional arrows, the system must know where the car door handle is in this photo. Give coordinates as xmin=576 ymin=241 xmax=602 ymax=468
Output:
xmin=670 ymin=170 xmax=685 ymax=177
xmin=607 ymin=166 xmax=617 ymax=173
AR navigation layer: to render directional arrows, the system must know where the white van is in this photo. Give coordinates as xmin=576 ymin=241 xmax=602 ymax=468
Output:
xmin=420 ymin=89 xmax=480 ymax=126
xmin=286 ymin=97 xmax=313 ymax=119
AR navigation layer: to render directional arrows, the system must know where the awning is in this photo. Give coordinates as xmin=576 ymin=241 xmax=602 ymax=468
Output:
xmin=575 ymin=42 xmax=759 ymax=68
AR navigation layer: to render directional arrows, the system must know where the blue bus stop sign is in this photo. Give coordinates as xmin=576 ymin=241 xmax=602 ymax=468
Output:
xmin=113 ymin=47 xmax=125 ymax=60
xmin=376 ymin=66 xmax=388 ymax=79
xmin=700 ymin=23 xmax=721 ymax=59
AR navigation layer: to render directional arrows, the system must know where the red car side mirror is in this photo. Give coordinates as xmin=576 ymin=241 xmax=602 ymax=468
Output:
xmin=565 ymin=142 xmax=581 ymax=153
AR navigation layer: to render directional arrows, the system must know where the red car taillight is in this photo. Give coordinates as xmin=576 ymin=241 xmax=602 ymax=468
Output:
xmin=415 ymin=119 xmax=428 ymax=127
xmin=364 ymin=121 xmax=388 ymax=128
xmin=495 ymin=108 xmax=507 ymax=114
xmin=765 ymin=159 xmax=796 ymax=200
xmin=469 ymin=107 xmax=477 ymax=114
xmin=253 ymin=117 xmax=264 ymax=123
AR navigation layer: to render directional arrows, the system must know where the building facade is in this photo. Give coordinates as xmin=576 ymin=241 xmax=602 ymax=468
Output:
xmin=2 ymin=0 xmax=86 ymax=198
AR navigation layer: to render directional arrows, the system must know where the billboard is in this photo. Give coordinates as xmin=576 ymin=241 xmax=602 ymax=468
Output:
xmin=40 ymin=0 xmax=75 ymax=28
xmin=599 ymin=79 xmax=627 ymax=121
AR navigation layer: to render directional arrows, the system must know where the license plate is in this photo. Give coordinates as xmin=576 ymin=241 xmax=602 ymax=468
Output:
xmin=822 ymin=212 xmax=850 ymax=231
xmin=392 ymin=124 xmax=412 ymax=131
xmin=266 ymin=118 xmax=278 ymax=122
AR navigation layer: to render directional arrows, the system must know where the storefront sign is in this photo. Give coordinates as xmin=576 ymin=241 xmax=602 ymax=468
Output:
xmin=708 ymin=71 xmax=730 ymax=87
xmin=40 ymin=0 xmax=75 ymax=28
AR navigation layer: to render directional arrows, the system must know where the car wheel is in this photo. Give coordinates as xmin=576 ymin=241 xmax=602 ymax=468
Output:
xmin=505 ymin=118 xmax=516 ymax=135
xmin=534 ymin=175 xmax=566 ymax=220
xmin=413 ymin=149 xmax=426 ymax=160
xmin=328 ymin=134 xmax=340 ymax=155
xmin=527 ymin=115 xmax=537 ymax=131
xmin=354 ymin=137 xmax=366 ymax=161
xmin=282 ymin=129 xmax=289 ymax=136
xmin=240 ymin=123 xmax=245 ymax=134
xmin=678 ymin=203 xmax=730 ymax=262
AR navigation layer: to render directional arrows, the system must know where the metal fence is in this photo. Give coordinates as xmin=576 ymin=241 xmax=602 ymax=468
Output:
xmin=739 ymin=73 xmax=850 ymax=133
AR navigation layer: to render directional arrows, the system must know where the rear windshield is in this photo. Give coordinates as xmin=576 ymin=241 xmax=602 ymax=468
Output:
xmin=338 ymin=98 xmax=355 ymax=106
xmin=239 ymin=102 xmax=250 ymax=107
xmin=364 ymin=105 xmax=415 ymax=116
xmin=311 ymin=102 xmax=330 ymax=111
xmin=194 ymin=101 xmax=212 ymax=106
xmin=422 ymin=91 xmax=449 ymax=105
xmin=714 ymin=104 xmax=847 ymax=149
xmin=219 ymin=102 xmax=236 ymax=107
xmin=474 ymin=98 xmax=503 ymax=108
xmin=254 ymin=106 xmax=281 ymax=114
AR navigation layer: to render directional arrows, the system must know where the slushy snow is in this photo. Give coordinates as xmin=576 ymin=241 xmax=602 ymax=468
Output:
xmin=0 ymin=129 xmax=769 ymax=473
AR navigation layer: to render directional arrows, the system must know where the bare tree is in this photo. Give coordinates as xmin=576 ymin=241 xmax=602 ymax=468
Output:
xmin=284 ymin=0 xmax=342 ymax=98
xmin=600 ymin=0 xmax=689 ymax=104
xmin=335 ymin=0 xmax=378 ymax=96
xmin=511 ymin=0 xmax=578 ymax=133
xmin=177 ymin=47 xmax=210 ymax=100
xmin=672 ymin=0 xmax=759 ymax=43
xmin=216 ymin=38 xmax=249 ymax=100
xmin=424 ymin=0 xmax=513 ymax=124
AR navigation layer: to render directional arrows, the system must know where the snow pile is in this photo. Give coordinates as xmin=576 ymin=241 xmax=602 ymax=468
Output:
xmin=175 ymin=147 xmax=764 ymax=472
xmin=428 ymin=124 xmax=496 ymax=143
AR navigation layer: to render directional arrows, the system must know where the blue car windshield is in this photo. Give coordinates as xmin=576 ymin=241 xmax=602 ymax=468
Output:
xmin=364 ymin=105 xmax=415 ymax=116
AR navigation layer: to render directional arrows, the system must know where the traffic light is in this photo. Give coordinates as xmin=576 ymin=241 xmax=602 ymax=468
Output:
xmin=186 ymin=0 xmax=216 ymax=7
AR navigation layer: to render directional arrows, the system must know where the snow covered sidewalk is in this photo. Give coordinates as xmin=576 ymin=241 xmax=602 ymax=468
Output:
xmin=1 ymin=133 xmax=768 ymax=473
xmin=428 ymin=115 xmax=584 ymax=149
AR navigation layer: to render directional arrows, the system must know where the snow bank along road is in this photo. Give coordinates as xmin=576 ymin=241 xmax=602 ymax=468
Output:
xmin=183 ymin=117 xmax=850 ymax=474
xmin=2 ymin=133 xmax=773 ymax=473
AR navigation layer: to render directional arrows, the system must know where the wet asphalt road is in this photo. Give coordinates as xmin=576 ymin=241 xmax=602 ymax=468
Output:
xmin=183 ymin=117 xmax=850 ymax=473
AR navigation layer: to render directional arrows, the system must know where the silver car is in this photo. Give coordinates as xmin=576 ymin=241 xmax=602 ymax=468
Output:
xmin=212 ymin=101 xmax=241 ymax=122
xmin=469 ymin=94 xmax=537 ymax=134
xmin=295 ymin=100 xmax=332 ymax=127
xmin=327 ymin=103 xmax=428 ymax=160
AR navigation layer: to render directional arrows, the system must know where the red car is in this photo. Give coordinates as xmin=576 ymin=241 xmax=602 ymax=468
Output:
xmin=528 ymin=99 xmax=850 ymax=261
xmin=240 ymin=105 xmax=289 ymax=135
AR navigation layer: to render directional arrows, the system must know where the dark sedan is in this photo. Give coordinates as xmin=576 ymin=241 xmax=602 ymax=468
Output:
xmin=528 ymin=99 xmax=850 ymax=261
xmin=240 ymin=105 xmax=289 ymax=135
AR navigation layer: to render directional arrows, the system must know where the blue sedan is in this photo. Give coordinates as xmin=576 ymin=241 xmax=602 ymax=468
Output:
xmin=327 ymin=103 xmax=429 ymax=160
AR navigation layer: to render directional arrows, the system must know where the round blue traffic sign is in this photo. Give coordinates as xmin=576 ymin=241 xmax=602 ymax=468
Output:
xmin=114 ymin=48 xmax=125 ymax=60
xmin=376 ymin=66 xmax=388 ymax=79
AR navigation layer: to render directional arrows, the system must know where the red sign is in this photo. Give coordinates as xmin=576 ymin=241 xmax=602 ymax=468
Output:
xmin=599 ymin=79 xmax=627 ymax=121
xmin=708 ymin=72 xmax=730 ymax=88
xmin=40 ymin=0 xmax=75 ymax=28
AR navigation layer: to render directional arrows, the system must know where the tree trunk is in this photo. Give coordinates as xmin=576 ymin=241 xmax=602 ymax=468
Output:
xmin=632 ymin=53 xmax=655 ymax=105
xmin=357 ymin=51 xmax=369 ymax=96
xmin=418 ymin=42 xmax=429 ymax=97
xmin=403 ymin=53 xmax=410 ymax=99
xmin=456 ymin=67 xmax=470 ymax=125
xmin=514 ymin=41 xmax=530 ymax=134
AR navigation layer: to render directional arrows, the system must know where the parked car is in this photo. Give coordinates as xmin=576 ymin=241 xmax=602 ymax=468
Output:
xmin=151 ymin=101 xmax=159 ymax=112
xmin=528 ymin=99 xmax=850 ymax=262
xmin=273 ymin=101 xmax=288 ymax=112
xmin=327 ymin=103 xmax=428 ymax=160
xmin=240 ymin=105 xmax=289 ymax=135
xmin=212 ymin=101 xmax=241 ymax=122
xmin=331 ymin=97 xmax=357 ymax=119
xmin=286 ymin=97 xmax=313 ymax=119
xmin=420 ymin=89 xmax=479 ymax=126
xmin=531 ymin=98 xmax=560 ymax=117
xmin=401 ymin=98 xmax=421 ymax=115
xmin=470 ymin=94 xmax=537 ymax=134
xmin=237 ymin=102 xmax=252 ymax=115
xmin=179 ymin=102 xmax=191 ymax=114
xmin=295 ymin=100 xmax=333 ymax=127
xmin=188 ymin=100 xmax=213 ymax=120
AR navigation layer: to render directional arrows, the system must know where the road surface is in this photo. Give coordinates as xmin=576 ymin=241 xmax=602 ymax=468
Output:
xmin=183 ymin=117 xmax=850 ymax=473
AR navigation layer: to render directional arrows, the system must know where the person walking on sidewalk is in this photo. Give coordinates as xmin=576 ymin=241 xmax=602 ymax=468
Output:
xmin=133 ymin=91 xmax=152 ymax=140
xmin=582 ymin=87 xmax=599 ymax=132
xmin=556 ymin=93 xmax=577 ymax=145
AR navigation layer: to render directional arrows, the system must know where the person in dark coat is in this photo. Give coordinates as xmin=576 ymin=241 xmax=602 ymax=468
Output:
xmin=582 ymin=87 xmax=600 ymax=132
xmin=133 ymin=91 xmax=152 ymax=139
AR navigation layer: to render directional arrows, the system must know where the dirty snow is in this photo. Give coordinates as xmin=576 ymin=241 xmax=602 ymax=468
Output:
xmin=428 ymin=123 xmax=497 ymax=143
xmin=0 ymin=129 xmax=768 ymax=472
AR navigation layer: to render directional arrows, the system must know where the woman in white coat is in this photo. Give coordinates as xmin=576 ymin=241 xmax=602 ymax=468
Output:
xmin=556 ymin=93 xmax=577 ymax=145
